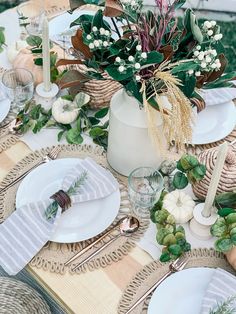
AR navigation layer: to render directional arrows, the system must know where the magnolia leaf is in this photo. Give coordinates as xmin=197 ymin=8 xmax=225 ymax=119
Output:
xmin=71 ymin=29 xmax=92 ymax=59
xmin=172 ymin=0 xmax=186 ymax=10
xmin=58 ymin=70 xmax=89 ymax=89
xmin=172 ymin=62 xmax=198 ymax=74
xmin=173 ymin=172 xmax=188 ymax=189
xmin=56 ymin=59 xmax=84 ymax=67
xmin=104 ymin=0 xmax=123 ymax=17
xmin=159 ymin=45 xmax=174 ymax=61
xmin=142 ymin=51 xmax=164 ymax=66
xmin=191 ymin=164 xmax=206 ymax=181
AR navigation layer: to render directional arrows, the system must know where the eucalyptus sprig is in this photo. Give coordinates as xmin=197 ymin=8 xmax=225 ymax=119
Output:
xmin=173 ymin=154 xmax=206 ymax=189
xmin=0 ymin=26 xmax=6 ymax=53
xmin=16 ymin=98 xmax=109 ymax=149
xmin=45 ymin=171 xmax=88 ymax=220
xmin=209 ymin=295 xmax=236 ymax=314
xmin=150 ymin=191 xmax=191 ymax=262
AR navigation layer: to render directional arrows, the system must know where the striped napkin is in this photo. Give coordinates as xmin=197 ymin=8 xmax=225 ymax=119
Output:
xmin=201 ymin=268 xmax=236 ymax=314
xmin=0 ymin=157 xmax=119 ymax=275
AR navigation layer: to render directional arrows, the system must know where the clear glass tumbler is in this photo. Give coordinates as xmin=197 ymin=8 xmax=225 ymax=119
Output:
xmin=2 ymin=68 xmax=34 ymax=111
xmin=17 ymin=1 xmax=44 ymax=37
xmin=128 ymin=167 xmax=164 ymax=219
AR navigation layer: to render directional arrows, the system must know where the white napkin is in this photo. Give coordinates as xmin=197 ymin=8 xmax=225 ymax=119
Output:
xmin=0 ymin=157 xmax=119 ymax=275
xmin=201 ymin=268 xmax=236 ymax=314
xmin=200 ymin=87 xmax=236 ymax=106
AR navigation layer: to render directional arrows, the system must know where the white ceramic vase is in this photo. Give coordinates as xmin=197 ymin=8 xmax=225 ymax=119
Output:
xmin=107 ymin=89 xmax=166 ymax=176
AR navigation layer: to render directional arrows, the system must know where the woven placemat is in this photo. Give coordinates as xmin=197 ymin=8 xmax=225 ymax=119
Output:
xmin=0 ymin=144 xmax=149 ymax=274
xmin=118 ymin=248 xmax=236 ymax=314
xmin=0 ymin=277 xmax=51 ymax=314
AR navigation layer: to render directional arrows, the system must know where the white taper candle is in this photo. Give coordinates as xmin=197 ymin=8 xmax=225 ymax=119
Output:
xmin=202 ymin=142 xmax=228 ymax=217
xmin=42 ymin=16 xmax=51 ymax=92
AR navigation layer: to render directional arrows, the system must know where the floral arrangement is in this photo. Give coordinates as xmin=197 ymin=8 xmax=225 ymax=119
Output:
xmin=57 ymin=0 xmax=236 ymax=149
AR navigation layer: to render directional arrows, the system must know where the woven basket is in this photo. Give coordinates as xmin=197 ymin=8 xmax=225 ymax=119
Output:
xmin=0 ymin=277 xmax=51 ymax=314
xmin=64 ymin=64 xmax=121 ymax=109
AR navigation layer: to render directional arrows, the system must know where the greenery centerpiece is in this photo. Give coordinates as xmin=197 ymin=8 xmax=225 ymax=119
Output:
xmin=57 ymin=0 xmax=236 ymax=151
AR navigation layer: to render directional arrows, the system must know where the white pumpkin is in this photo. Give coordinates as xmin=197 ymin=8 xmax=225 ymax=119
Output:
xmin=163 ymin=190 xmax=195 ymax=224
xmin=7 ymin=40 xmax=28 ymax=63
xmin=52 ymin=98 xmax=79 ymax=124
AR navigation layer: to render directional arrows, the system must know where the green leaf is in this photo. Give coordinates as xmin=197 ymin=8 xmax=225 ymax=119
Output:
xmin=191 ymin=164 xmax=206 ymax=181
xmin=66 ymin=128 xmax=83 ymax=144
xmin=61 ymin=95 xmax=74 ymax=101
xmin=89 ymin=127 xmax=106 ymax=138
xmin=173 ymin=172 xmax=188 ymax=189
xmin=172 ymin=62 xmax=198 ymax=75
xmin=70 ymin=14 xmax=93 ymax=28
xmin=215 ymin=238 xmax=233 ymax=252
xmin=172 ymin=0 xmax=186 ymax=10
xmin=26 ymin=35 xmax=42 ymax=47
xmin=226 ymin=213 xmax=236 ymax=225
xmin=218 ymin=208 xmax=235 ymax=217
xmin=106 ymin=65 xmax=134 ymax=81
xmin=88 ymin=117 xmax=100 ymax=125
xmin=160 ymin=252 xmax=171 ymax=262
xmin=231 ymin=233 xmax=236 ymax=245
xmin=168 ymin=244 xmax=182 ymax=256
xmin=34 ymin=58 xmax=43 ymax=66
xmin=142 ymin=51 xmax=164 ymax=67
xmin=58 ymin=130 xmax=65 ymax=141
xmin=95 ymin=107 xmax=109 ymax=119
xmin=215 ymin=192 xmax=236 ymax=209
xmin=210 ymin=218 xmax=227 ymax=237
xmin=190 ymin=12 xmax=203 ymax=43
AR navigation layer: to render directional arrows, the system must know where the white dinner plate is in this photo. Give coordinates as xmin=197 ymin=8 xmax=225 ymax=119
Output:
xmin=192 ymin=101 xmax=236 ymax=144
xmin=0 ymin=98 xmax=11 ymax=123
xmin=49 ymin=10 xmax=123 ymax=39
xmin=16 ymin=158 xmax=120 ymax=243
xmin=148 ymin=267 xmax=214 ymax=314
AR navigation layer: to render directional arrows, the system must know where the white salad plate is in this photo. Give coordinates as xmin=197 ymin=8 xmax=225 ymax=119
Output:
xmin=0 ymin=98 xmax=11 ymax=123
xmin=16 ymin=158 xmax=121 ymax=243
xmin=49 ymin=10 xmax=123 ymax=39
xmin=148 ymin=267 xmax=214 ymax=314
xmin=192 ymin=100 xmax=236 ymax=145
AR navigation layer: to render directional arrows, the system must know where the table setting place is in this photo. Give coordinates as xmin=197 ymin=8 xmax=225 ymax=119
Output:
xmin=0 ymin=0 xmax=236 ymax=313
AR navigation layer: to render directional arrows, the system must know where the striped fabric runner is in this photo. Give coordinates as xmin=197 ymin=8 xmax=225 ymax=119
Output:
xmin=201 ymin=268 xmax=236 ymax=313
xmin=0 ymin=157 xmax=119 ymax=275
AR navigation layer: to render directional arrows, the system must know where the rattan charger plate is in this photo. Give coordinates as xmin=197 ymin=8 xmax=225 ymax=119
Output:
xmin=0 ymin=277 xmax=51 ymax=314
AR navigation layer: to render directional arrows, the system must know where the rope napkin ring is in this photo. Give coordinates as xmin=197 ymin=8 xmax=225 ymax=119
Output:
xmin=0 ymin=157 xmax=119 ymax=275
xmin=50 ymin=190 xmax=72 ymax=211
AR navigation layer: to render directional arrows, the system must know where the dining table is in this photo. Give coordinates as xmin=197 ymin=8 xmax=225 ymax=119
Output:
xmin=0 ymin=1 xmax=235 ymax=314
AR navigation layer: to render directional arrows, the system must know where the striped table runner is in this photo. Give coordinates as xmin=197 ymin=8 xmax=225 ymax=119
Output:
xmin=0 ymin=141 xmax=153 ymax=314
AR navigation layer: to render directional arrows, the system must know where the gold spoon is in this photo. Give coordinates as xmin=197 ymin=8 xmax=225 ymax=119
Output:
xmin=72 ymin=216 xmax=140 ymax=271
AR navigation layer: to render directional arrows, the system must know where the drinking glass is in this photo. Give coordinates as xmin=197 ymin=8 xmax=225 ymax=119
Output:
xmin=2 ymin=68 xmax=34 ymax=111
xmin=17 ymin=1 xmax=44 ymax=37
xmin=128 ymin=167 xmax=164 ymax=219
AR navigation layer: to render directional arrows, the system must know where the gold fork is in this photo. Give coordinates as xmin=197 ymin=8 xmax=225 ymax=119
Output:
xmin=125 ymin=256 xmax=188 ymax=314
xmin=0 ymin=146 xmax=61 ymax=193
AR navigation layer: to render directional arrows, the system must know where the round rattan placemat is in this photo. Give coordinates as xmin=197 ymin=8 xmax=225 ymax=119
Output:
xmin=0 ymin=277 xmax=51 ymax=314
xmin=0 ymin=144 xmax=149 ymax=274
xmin=118 ymin=248 xmax=236 ymax=314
